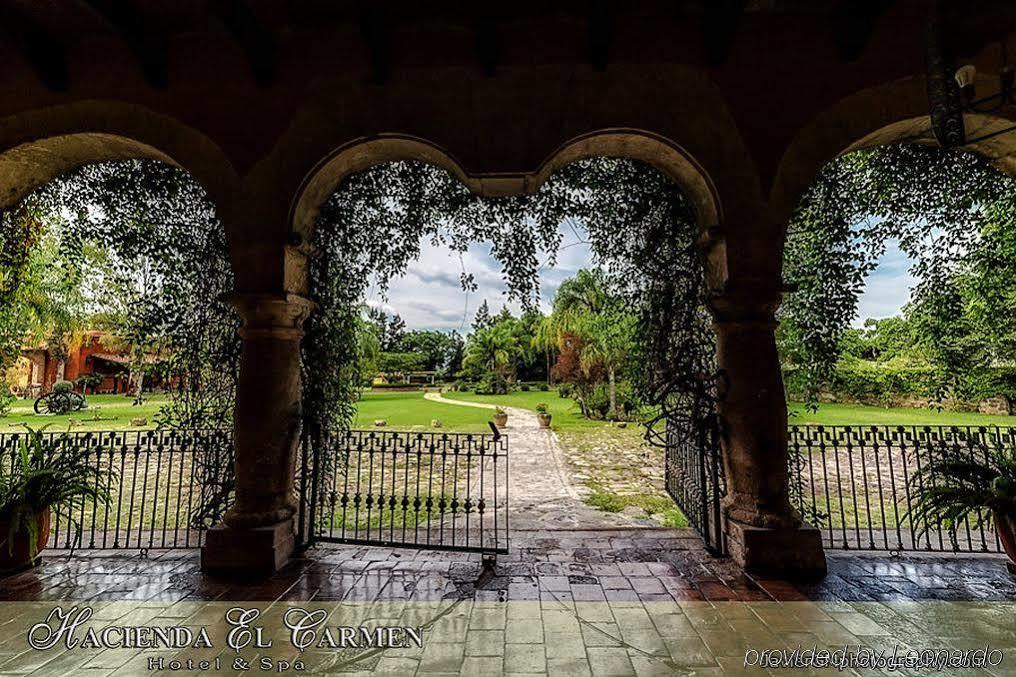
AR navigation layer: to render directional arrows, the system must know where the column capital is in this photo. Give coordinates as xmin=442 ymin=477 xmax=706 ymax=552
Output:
xmin=227 ymin=292 xmax=316 ymax=340
xmin=707 ymin=278 xmax=787 ymax=326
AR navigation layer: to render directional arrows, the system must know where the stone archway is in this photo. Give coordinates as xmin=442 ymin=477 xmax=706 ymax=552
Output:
xmin=769 ymin=75 xmax=1016 ymax=227
xmin=287 ymin=148 xmax=724 ymax=552
xmin=288 ymin=129 xmax=726 ymax=294
xmin=0 ymin=101 xmax=238 ymax=214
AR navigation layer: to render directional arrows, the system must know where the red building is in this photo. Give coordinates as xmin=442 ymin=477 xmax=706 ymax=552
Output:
xmin=20 ymin=331 xmax=148 ymax=397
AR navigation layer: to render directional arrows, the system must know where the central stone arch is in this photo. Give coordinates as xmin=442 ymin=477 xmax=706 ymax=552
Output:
xmin=288 ymin=129 xmax=726 ymax=293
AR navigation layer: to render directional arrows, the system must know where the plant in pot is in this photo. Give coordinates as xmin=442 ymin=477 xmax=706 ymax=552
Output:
xmin=0 ymin=427 xmax=111 ymax=573
xmin=535 ymin=403 xmax=552 ymax=429
xmin=493 ymin=407 xmax=508 ymax=428
xmin=907 ymin=440 xmax=1016 ymax=568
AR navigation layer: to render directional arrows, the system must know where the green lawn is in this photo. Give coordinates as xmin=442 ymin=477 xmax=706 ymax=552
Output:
xmin=352 ymin=390 xmax=493 ymax=432
xmin=449 ymin=391 xmax=1014 ymax=429
xmin=442 ymin=389 xmax=601 ymax=431
xmin=0 ymin=393 xmax=167 ymax=433
xmin=787 ymin=401 xmax=1012 ymax=428
xmin=6 ymin=390 xmax=1008 ymax=435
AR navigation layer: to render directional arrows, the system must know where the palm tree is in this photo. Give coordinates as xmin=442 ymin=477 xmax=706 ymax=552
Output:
xmin=576 ymin=310 xmax=636 ymax=419
xmin=552 ymin=269 xmax=608 ymax=323
xmin=531 ymin=315 xmax=558 ymax=385
xmin=464 ymin=325 xmax=519 ymax=388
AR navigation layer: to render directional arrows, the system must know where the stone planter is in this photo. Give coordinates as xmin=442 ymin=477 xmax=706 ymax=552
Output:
xmin=537 ymin=413 xmax=552 ymax=429
xmin=0 ymin=509 xmax=50 ymax=573
xmin=994 ymin=509 xmax=1016 ymax=568
xmin=493 ymin=412 xmax=508 ymax=428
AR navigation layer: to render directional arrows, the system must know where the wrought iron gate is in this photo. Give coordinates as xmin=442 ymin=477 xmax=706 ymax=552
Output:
xmin=299 ymin=428 xmax=509 ymax=554
xmin=664 ymin=417 xmax=726 ymax=555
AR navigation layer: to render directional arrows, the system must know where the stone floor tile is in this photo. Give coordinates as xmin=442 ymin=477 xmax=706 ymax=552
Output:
xmin=574 ymin=601 xmax=616 ymax=623
xmin=547 ymin=657 xmax=593 ymax=676
xmin=504 ymin=643 xmax=546 ymax=673
xmin=586 ymin=646 xmax=635 ymax=676
xmin=468 ymin=607 xmax=507 ymax=631
xmin=544 ymin=631 xmax=587 ymax=659
xmin=419 ymin=642 xmax=466 ymax=673
xmin=661 ymin=636 xmax=718 ymax=667
xmin=373 ymin=655 xmax=421 ymax=674
xmin=506 ymin=618 xmax=544 ymax=644
xmin=581 ymin=622 xmax=623 ymax=648
xmin=465 ymin=629 xmax=505 ymax=657
xmin=629 ymin=654 xmax=681 ymax=677
xmin=460 ymin=655 xmax=502 ymax=677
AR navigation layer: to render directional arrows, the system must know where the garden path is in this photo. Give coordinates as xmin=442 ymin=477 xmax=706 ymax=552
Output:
xmin=425 ymin=392 xmax=655 ymax=530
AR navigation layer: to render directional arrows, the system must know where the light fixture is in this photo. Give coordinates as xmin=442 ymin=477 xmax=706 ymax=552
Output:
xmin=954 ymin=64 xmax=977 ymax=100
xmin=949 ymin=37 xmax=1016 ymax=146
xmin=954 ymin=62 xmax=1015 ymax=111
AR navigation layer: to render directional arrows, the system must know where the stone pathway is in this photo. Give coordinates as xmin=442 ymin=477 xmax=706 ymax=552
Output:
xmin=425 ymin=393 xmax=656 ymax=530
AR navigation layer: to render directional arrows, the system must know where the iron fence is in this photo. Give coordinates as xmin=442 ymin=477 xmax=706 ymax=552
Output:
xmin=664 ymin=418 xmax=725 ymax=555
xmin=306 ymin=428 xmax=509 ymax=554
xmin=0 ymin=429 xmax=232 ymax=551
xmin=789 ymin=425 xmax=1014 ymax=554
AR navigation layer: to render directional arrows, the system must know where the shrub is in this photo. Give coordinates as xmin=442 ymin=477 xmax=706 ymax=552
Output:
xmin=558 ymin=383 xmax=574 ymax=398
xmin=370 ymin=383 xmax=423 ymax=390
xmin=520 ymin=384 xmax=531 ymax=392
xmin=52 ymin=380 xmax=74 ymax=394
xmin=579 ymin=381 xmax=638 ymax=421
xmin=476 ymin=375 xmax=510 ymax=395
xmin=538 ymin=383 xmax=549 ymax=391
xmin=784 ymin=359 xmax=1016 ymax=408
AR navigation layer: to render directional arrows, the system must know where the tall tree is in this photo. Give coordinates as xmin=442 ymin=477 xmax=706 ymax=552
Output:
xmin=472 ymin=300 xmax=493 ymax=332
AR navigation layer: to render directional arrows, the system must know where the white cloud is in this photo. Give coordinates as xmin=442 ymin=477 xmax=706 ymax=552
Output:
xmin=367 ymin=223 xmax=594 ymax=331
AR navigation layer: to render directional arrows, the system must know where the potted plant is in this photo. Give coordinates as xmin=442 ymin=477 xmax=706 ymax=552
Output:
xmin=493 ymin=407 xmax=508 ymax=428
xmin=0 ymin=427 xmax=111 ymax=573
xmin=907 ymin=439 xmax=1016 ymax=567
xmin=535 ymin=403 xmax=552 ymax=429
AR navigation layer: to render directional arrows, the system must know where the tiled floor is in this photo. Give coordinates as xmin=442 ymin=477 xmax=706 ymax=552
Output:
xmin=1 ymin=529 xmax=1014 ymax=676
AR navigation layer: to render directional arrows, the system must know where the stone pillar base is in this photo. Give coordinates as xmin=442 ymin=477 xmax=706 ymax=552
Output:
xmin=727 ymin=520 xmax=827 ymax=579
xmin=200 ymin=520 xmax=295 ymax=578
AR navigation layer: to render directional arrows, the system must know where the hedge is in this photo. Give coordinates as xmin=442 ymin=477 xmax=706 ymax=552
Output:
xmin=784 ymin=359 xmax=1016 ymax=407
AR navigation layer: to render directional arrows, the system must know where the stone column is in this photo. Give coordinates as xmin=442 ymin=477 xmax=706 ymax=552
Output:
xmin=201 ymin=292 xmax=315 ymax=577
xmin=709 ymin=282 xmax=826 ymax=578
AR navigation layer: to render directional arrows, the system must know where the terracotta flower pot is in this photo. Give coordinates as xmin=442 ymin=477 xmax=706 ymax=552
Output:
xmin=493 ymin=412 xmax=508 ymax=428
xmin=537 ymin=413 xmax=552 ymax=429
xmin=994 ymin=509 xmax=1016 ymax=566
xmin=0 ymin=509 xmax=50 ymax=573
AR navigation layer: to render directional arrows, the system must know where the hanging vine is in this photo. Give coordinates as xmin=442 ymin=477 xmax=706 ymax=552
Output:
xmin=306 ymin=157 xmax=715 ymax=456
xmin=0 ymin=160 xmax=239 ymax=525
xmin=781 ymin=143 xmax=1016 ymax=406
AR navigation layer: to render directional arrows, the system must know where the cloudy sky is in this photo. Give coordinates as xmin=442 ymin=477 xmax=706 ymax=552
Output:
xmin=364 ymin=223 xmax=593 ymax=332
xmin=854 ymin=240 xmax=914 ymax=327
xmin=366 ymin=223 xmax=914 ymax=332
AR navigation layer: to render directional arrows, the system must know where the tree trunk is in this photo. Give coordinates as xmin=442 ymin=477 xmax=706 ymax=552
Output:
xmin=608 ymin=366 xmax=617 ymax=419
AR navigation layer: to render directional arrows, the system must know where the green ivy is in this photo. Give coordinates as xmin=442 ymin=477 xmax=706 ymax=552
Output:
xmin=308 ymin=158 xmax=714 ymax=452
xmin=782 ymin=144 xmax=1016 ymax=407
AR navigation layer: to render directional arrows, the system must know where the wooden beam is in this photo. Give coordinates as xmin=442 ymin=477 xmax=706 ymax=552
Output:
xmin=358 ymin=3 xmax=389 ymax=85
xmin=212 ymin=0 xmax=276 ymax=86
xmin=474 ymin=7 xmax=498 ymax=78
xmin=80 ymin=0 xmax=169 ymax=88
xmin=0 ymin=9 xmax=68 ymax=91
xmin=830 ymin=0 xmax=892 ymax=61
xmin=587 ymin=0 xmax=613 ymax=72
xmin=703 ymin=0 xmax=747 ymax=66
